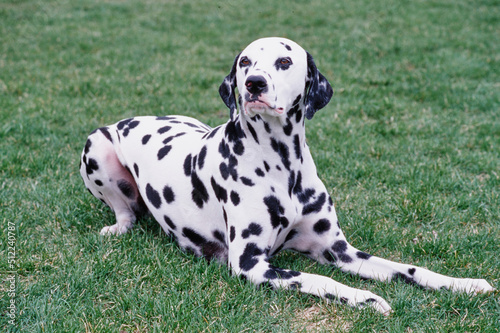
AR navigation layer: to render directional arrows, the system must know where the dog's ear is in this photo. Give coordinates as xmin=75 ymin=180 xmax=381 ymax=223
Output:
xmin=304 ymin=52 xmax=333 ymax=120
xmin=219 ymin=52 xmax=241 ymax=122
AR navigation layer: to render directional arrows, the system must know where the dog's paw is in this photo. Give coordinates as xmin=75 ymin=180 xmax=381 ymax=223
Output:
xmin=451 ymin=278 xmax=495 ymax=294
xmin=353 ymin=291 xmax=393 ymax=316
xmin=100 ymin=223 xmax=131 ymax=235
xmin=326 ymin=290 xmax=392 ymax=316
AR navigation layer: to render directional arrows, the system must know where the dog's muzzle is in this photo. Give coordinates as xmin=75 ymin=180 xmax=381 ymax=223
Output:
xmin=244 ymin=75 xmax=282 ymax=116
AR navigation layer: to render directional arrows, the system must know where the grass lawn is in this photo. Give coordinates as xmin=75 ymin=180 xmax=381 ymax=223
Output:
xmin=1 ymin=0 xmax=499 ymax=331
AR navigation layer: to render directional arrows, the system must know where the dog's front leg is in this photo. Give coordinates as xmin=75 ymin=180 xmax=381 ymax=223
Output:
xmin=297 ymin=210 xmax=495 ymax=294
xmin=226 ymin=220 xmax=393 ymax=315
xmin=324 ymin=243 xmax=495 ymax=294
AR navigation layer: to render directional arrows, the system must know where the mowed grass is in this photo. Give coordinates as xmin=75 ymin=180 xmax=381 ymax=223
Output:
xmin=1 ymin=0 xmax=499 ymax=331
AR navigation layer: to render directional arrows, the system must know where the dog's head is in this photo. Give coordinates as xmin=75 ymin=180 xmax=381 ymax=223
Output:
xmin=219 ymin=37 xmax=333 ymax=121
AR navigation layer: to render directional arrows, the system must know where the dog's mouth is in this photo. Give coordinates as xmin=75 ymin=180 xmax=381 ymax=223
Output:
xmin=244 ymin=100 xmax=284 ymax=116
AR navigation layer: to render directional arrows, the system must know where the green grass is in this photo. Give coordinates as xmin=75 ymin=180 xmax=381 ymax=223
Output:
xmin=1 ymin=0 xmax=499 ymax=331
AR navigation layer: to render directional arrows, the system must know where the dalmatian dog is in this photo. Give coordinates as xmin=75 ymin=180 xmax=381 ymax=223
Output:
xmin=80 ymin=37 xmax=494 ymax=314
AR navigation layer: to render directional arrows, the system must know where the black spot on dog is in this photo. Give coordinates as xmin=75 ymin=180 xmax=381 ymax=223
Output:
xmin=264 ymin=161 xmax=270 ymax=172
xmin=338 ymin=253 xmax=353 ymax=263
xmin=119 ymin=119 xmax=140 ymax=137
xmin=264 ymin=122 xmax=271 ymax=133
xmin=331 ymin=240 xmax=348 ymax=253
xmin=84 ymin=138 xmax=92 ymax=154
xmin=220 ymin=156 xmax=238 ymax=181
xmin=280 ymin=42 xmax=292 ymax=51
xmin=162 ymin=136 xmax=174 ymax=145
xmin=288 ymin=171 xmax=299 ymax=195
xmin=162 ymin=185 xmax=175 ymax=203
xmin=183 ymin=227 xmax=206 ymax=246
xmin=270 ymin=138 xmax=291 ymax=170
xmin=156 ymin=116 xmax=176 ymax=121
xmin=164 ymin=215 xmax=176 ymax=230
xmin=218 ymin=140 xmax=231 ymax=158
xmin=211 ymin=177 xmax=228 ymax=203
xmin=230 ymin=226 xmax=236 ymax=242
xmin=117 ymin=118 xmax=132 ymax=130
xmin=223 ymin=207 xmax=228 ymax=225
xmin=117 ymin=179 xmax=135 ymax=199
xmin=290 ymin=172 xmax=316 ymax=204
xmin=264 ymin=266 xmax=301 ymax=280
xmin=302 ymin=192 xmax=326 ymax=215
xmin=99 ymin=127 xmax=113 ymax=142
xmin=230 ymin=191 xmax=240 ymax=206
xmin=220 ymin=162 xmax=229 ymax=180
xmin=298 ymin=186 xmax=316 ymax=203
xmin=392 ymin=272 xmax=416 ymax=285
xmin=264 ymin=195 xmax=288 ymax=229
xmin=146 ymin=183 xmax=162 ymax=209
xmin=127 ymin=120 xmax=140 ymax=130
xmin=133 ymin=163 xmax=139 ymax=177
xmin=224 ymin=120 xmax=246 ymax=142
xmin=86 ymin=158 xmax=99 ymax=175
xmin=213 ymin=230 xmax=225 ymax=243
xmin=157 ymin=145 xmax=172 ymax=160
xmin=184 ymin=121 xmax=202 ymax=129
xmin=239 ymin=243 xmax=263 ymax=271
xmin=255 ymin=168 xmax=265 ymax=177
xmin=246 ymin=122 xmax=259 ymax=144
xmin=325 ymin=294 xmax=349 ymax=304
xmin=191 ymin=171 xmax=209 ymax=208
xmin=408 ymin=268 xmax=416 ymax=276
xmin=94 ymin=179 xmax=103 ymax=186
xmin=205 ymin=125 xmax=221 ymax=139
xmin=313 ymin=219 xmax=331 ymax=234
xmin=356 ymin=251 xmax=372 ymax=260
xmin=283 ymin=118 xmax=293 ymax=136
xmin=192 ymin=155 xmax=198 ymax=171
xmin=293 ymin=135 xmax=301 ymax=159
xmin=233 ymin=140 xmax=245 ymax=155
xmin=240 ymin=177 xmax=254 ymax=186
xmin=163 ymin=132 xmax=186 ymax=145
xmin=284 ymin=229 xmax=298 ymax=243
xmin=198 ymin=145 xmax=207 ymax=169
xmin=158 ymin=126 xmax=172 ymax=134
xmin=183 ymin=154 xmax=192 ymax=176
xmin=287 ymin=103 xmax=299 ymax=120
xmin=241 ymin=223 xmax=262 ymax=239
xmin=142 ymin=134 xmax=151 ymax=145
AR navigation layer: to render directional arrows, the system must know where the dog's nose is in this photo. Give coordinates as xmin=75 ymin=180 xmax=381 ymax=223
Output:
xmin=245 ymin=75 xmax=268 ymax=95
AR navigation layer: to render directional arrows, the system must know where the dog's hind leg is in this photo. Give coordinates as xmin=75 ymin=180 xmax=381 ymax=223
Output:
xmin=80 ymin=128 xmax=147 ymax=235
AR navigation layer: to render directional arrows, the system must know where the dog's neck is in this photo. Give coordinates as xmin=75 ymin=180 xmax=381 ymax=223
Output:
xmin=228 ymin=101 xmax=307 ymax=172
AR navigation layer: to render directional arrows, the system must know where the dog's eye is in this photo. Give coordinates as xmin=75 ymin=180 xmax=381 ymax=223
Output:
xmin=240 ymin=57 xmax=251 ymax=67
xmin=275 ymin=57 xmax=293 ymax=70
